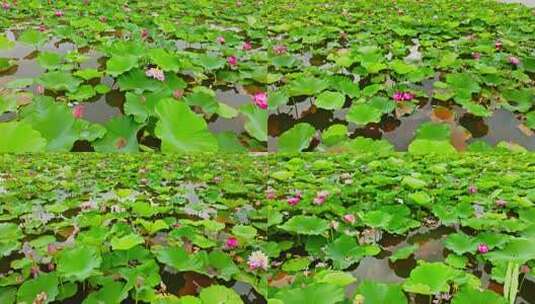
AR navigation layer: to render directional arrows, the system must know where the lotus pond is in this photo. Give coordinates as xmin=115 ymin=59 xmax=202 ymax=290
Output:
xmin=0 ymin=0 xmax=534 ymax=152
xmin=0 ymin=153 xmax=534 ymax=304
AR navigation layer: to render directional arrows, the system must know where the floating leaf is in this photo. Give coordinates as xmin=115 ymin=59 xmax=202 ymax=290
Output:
xmin=277 ymin=123 xmax=315 ymax=153
xmin=0 ymin=121 xmax=46 ymax=152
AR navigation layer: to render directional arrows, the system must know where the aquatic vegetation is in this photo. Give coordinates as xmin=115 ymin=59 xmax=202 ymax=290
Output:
xmin=0 ymin=0 xmax=533 ymax=152
xmin=0 ymin=152 xmax=533 ymax=303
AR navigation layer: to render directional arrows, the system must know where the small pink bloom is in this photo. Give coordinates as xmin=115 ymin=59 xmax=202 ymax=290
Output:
xmin=227 ymin=55 xmax=238 ymax=66
xmin=225 ymin=236 xmax=239 ymax=249
xmin=266 ymin=188 xmax=276 ymax=200
xmin=2 ymin=2 xmax=10 ymax=10
xmin=242 ymin=41 xmax=252 ymax=51
xmin=393 ymin=92 xmax=404 ymax=102
xmin=38 ymin=24 xmax=46 ymax=32
xmin=145 ymin=68 xmax=165 ymax=81
xmin=72 ymin=104 xmax=85 ymax=119
xmin=477 ymin=243 xmax=489 ymax=254
xmin=402 ymin=92 xmax=414 ymax=101
xmin=468 ymin=185 xmax=477 ymax=194
xmin=47 ymin=244 xmax=58 ymax=255
xmin=495 ymin=41 xmax=503 ymax=50
xmin=248 ymin=250 xmax=269 ymax=271
xmin=472 ymin=52 xmax=481 ymax=60
xmin=330 ymin=220 xmax=339 ymax=230
xmin=253 ymin=92 xmax=268 ymax=109
xmin=508 ymin=56 xmax=520 ymax=66
xmin=55 ymin=10 xmax=63 ymax=17
xmin=36 ymin=85 xmax=45 ymax=94
xmin=343 ymin=214 xmax=356 ymax=224
xmin=313 ymin=190 xmax=330 ymax=205
xmin=496 ymin=199 xmax=507 ymax=208
xmin=273 ymin=45 xmax=287 ymax=55
xmin=173 ymin=89 xmax=184 ymax=99
xmin=141 ymin=29 xmax=149 ymax=39
xmin=287 ymin=196 xmax=300 ymax=206
xmin=216 ymin=36 xmax=225 ymax=44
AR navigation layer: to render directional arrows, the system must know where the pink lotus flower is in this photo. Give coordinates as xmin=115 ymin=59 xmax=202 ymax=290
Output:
xmin=266 ymin=188 xmax=276 ymax=200
xmin=253 ymin=92 xmax=268 ymax=109
xmin=472 ymin=52 xmax=481 ymax=60
xmin=55 ymin=10 xmax=63 ymax=17
xmin=242 ymin=41 xmax=252 ymax=51
xmin=216 ymin=36 xmax=225 ymax=44
xmin=145 ymin=68 xmax=165 ymax=81
xmin=247 ymin=250 xmax=269 ymax=271
xmin=495 ymin=41 xmax=503 ymax=50
xmin=72 ymin=104 xmax=85 ymax=119
xmin=225 ymin=236 xmax=239 ymax=249
xmin=343 ymin=214 xmax=356 ymax=224
xmin=36 ymin=85 xmax=45 ymax=95
xmin=496 ymin=199 xmax=507 ymax=208
xmin=393 ymin=91 xmax=414 ymax=102
xmin=173 ymin=89 xmax=184 ymax=99
xmin=477 ymin=243 xmax=489 ymax=254
xmin=508 ymin=56 xmax=520 ymax=66
xmin=287 ymin=196 xmax=300 ymax=206
xmin=2 ymin=2 xmax=10 ymax=10
xmin=330 ymin=220 xmax=340 ymax=230
xmin=227 ymin=55 xmax=238 ymax=66
xmin=273 ymin=45 xmax=287 ymax=55
xmin=468 ymin=185 xmax=477 ymax=194
xmin=313 ymin=190 xmax=329 ymax=205
xmin=141 ymin=29 xmax=149 ymax=39
xmin=38 ymin=24 xmax=46 ymax=32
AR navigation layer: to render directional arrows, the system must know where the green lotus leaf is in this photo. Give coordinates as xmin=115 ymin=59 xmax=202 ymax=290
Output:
xmin=281 ymin=257 xmax=311 ymax=272
xmin=486 ymin=237 xmax=535 ymax=264
xmin=369 ymin=96 xmax=396 ymax=114
xmin=215 ymin=132 xmax=247 ymax=152
xmin=17 ymin=272 xmax=59 ymax=304
xmin=82 ymin=281 xmax=128 ymax=304
xmin=315 ymin=91 xmax=345 ymax=110
xmin=273 ymin=283 xmax=344 ymax=304
xmin=4 ymin=78 xmax=33 ymax=89
xmin=106 ymin=55 xmax=138 ymax=77
xmin=196 ymin=54 xmax=226 ymax=70
xmin=502 ymin=89 xmax=533 ymax=113
xmin=74 ymin=119 xmax=106 ymax=142
xmin=288 ymin=76 xmax=329 ymax=96
xmin=184 ymin=87 xmax=220 ymax=114
xmin=149 ymin=48 xmax=182 ymax=72
xmin=325 ymin=235 xmax=380 ymax=269
xmin=522 ymin=57 xmax=535 ymax=73
xmin=272 ymin=54 xmax=298 ymax=68
xmin=0 ymin=287 xmax=16 ymax=304
xmin=408 ymin=191 xmax=432 ymax=206
xmin=268 ymin=90 xmax=289 ymax=109
xmin=444 ymin=232 xmax=477 ymax=255
xmin=37 ymin=71 xmax=83 ymax=92
xmin=456 ymin=99 xmax=492 ymax=117
xmin=117 ymin=68 xmax=163 ymax=93
xmin=20 ymin=97 xmax=79 ymax=151
xmin=403 ymin=262 xmax=460 ymax=295
xmin=110 ymin=233 xmax=145 ymax=251
xmin=341 ymin=137 xmax=393 ymax=153
xmin=328 ymin=75 xmax=360 ymax=98
xmin=0 ymin=34 xmax=14 ymax=50
xmin=408 ymin=139 xmax=456 ymax=154
xmin=240 ymin=103 xmax=267 ymax=142
xmin=277 ymin=123 xmax=315 ymax=153
xmin=156 ymin=246 xmax=206 ymax=272
xmin=57 ymin=246 xmax=102 ymax=282
xmin=199 ymin=285 xmax=243 ymax=304
xmin=321 ymin=124 xmax=347 ymax=146
xmin=36 ymin=51 xmax=63 ymax=70
xmin=451 ymin=287 xmax=506 ymax=304
xmin=67 ymin=85 xmax=97 ymax=101
xmin=18 ymin=29 xmax=47 ymax=46
xmin=124 ymin=92 xmax=150 ymax=123
xmin=0 ymin=58 xmax=13 ymax=72
xmin=391 ymin=60 xmax=417 ymax=74
xmin=356 ymin=281 xmax=408 ymax=304
xmin=155 ymin=99 xmax=218 ymax=152
xmin=93 ymin=116 xmax=142 ymax=152
xmin=315 ymin=270 xmax=356 ymax=286
xmin=346 ymin=104 xmax=383 ymax=125
xmin=74 ymin=69 xmax=103 ymax=80
xmin=207 ymin=251 xmax=239 ymax=281
xmin=279 ymin=215 xmax=330 ymax=235
xmin=0 ymin=121 xmax=46 ymax=152
xmin=525 ymin=111 xmax=535 ymax=129
xmin=389 ymin=245 xmax=418 ymax=262
xmin=216 ymin=102 xmax=238 ymax=119
xmin=231 ymin=225 xmax=257 ymax=241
